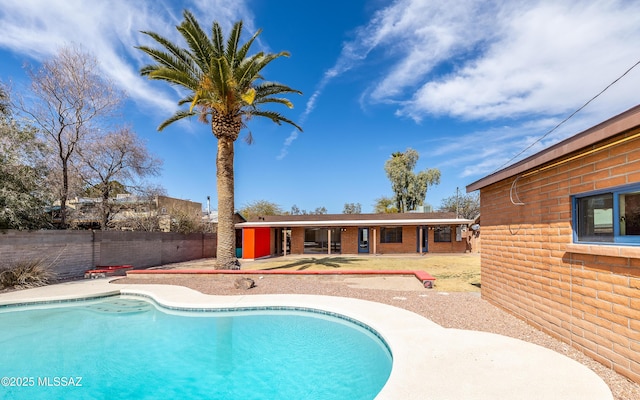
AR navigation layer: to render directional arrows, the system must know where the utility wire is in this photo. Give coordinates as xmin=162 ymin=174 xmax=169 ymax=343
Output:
xmin=493 ymin=58 xmax=640 ymax=173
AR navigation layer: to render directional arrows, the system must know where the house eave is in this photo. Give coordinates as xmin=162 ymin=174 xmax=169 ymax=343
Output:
xmin=466 ymin=104 xmax=640 ymax=192
xmin=236 ymin=218 xmax=474 ymax=228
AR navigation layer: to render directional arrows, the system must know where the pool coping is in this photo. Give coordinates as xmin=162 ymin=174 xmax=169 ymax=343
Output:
xmin=0 ymin=280 xmax=613 ymax=400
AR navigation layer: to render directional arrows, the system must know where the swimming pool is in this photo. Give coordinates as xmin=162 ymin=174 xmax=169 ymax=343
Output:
xmin=0 ymin=296 xmax=392 ymax=399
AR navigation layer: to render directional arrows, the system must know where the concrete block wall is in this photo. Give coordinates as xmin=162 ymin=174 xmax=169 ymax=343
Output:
xmin=0 ymin=230 xmax=217 ymax=280
xmin=480 ymin=130 xmax=640 ymax=384
xmin=0 ymin=230 xmax=94 ymax=280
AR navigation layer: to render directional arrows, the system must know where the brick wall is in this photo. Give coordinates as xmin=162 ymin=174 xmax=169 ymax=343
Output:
xmin=290 ymin=227 xmax=305 ymax=254
xmin=480 ymin=130 xmax=640 ymax=384
xmin=0 ymin=230 xmax=216 ymax=280
xmin=341 ymin=227 xmax=359 ymax=254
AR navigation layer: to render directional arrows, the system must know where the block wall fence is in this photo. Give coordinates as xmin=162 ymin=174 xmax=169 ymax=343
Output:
xmin=480 ymin=130 xmax=640 ymax=384
xmin=0 ymin=230 xmax=216 ymax=280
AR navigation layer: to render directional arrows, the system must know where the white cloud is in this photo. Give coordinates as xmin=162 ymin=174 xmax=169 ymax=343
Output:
xmin=348 ymin=0 xmax=640 ymax=123
xmin=403 ymin=2 xmax=640 ymax=122
xmin=325 ymin=0 xmax=640 ymax=180
xmin=364 ymin=0 xmax=500 ymax=103
xmin=0 ymin=0 xmax=255 ymax=116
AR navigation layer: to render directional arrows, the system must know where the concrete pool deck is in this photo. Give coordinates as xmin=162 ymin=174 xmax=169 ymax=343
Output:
xmin=0 ymin=280 xmax=613 ymax=400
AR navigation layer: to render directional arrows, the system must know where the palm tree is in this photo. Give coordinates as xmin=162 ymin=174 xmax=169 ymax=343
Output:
xmin=137 ymin=10 xmax=301 ymax=269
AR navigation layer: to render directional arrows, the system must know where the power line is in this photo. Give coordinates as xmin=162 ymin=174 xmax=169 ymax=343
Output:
xmin=493 ymin=58 xmax=640 ymax=173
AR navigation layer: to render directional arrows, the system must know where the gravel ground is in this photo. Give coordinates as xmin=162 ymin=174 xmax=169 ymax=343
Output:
xmin=114 ymin=274 xmax=640 ymax=400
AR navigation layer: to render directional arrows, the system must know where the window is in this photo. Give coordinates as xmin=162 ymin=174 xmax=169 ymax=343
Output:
xmin=303 ymin=228 xmax=341 ymax=253
xmin=573 ymin=185 xmax=640 ymax=244
xmin=434 ymin=225 xmax=451 ymax=242
xmin=380 ymin=227 xmax=402 ymax=243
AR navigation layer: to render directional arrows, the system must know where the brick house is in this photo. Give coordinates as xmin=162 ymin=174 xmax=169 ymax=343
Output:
xmin=236 ymin=212 xmax=475 ymax=259
xmin=466 ymin=105 xmax=640 ymax=384
xmin=54 ymin=194 xmax=202 ymax=232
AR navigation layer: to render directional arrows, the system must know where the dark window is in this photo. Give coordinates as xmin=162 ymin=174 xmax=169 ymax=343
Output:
xmin=573 ymin=185 xmax=640 ymax=244
xmin=434 ymin=226 xmax=451 ymax=242
xmin=380 ymin=227 xmax=402 ymax=243
xmin=576 ymin=193 xmax=613 ymax=242
xmin=303 ymin=228 xmax=341 ymax=253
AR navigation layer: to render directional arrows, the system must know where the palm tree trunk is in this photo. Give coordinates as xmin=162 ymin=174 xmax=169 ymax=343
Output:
xmin=216 ymin=135 xmax=239 ymax=269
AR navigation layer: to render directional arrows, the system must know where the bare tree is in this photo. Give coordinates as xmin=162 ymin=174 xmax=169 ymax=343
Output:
xmin=440 ymin=191 xmax=480 ymax=219
xmin=22 ymin=46 xmax=122 ymax=227
xmin=168 ymin=205 xmax=204 ymax=234
xmin=77 ymin=126 xmax=162 ymax=229
xmin=108 ymin=186 xmax=167 ymax=232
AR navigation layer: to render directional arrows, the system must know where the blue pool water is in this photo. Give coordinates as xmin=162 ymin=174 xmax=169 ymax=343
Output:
xmin=0 ymin=296 xmax=392 ymax=399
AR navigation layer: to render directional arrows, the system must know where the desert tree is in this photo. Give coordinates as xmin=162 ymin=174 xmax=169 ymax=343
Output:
xmin=343 ymin=202 xmax=362 ymax=214
xmin=22 ymin=46 xmax=123 ymax=227
xmin=286 ymin=205 xmax=328 ymax=215
xmin=288 ymin=205 xmax=303 ymax=215
xmin=137 ymin=11 xmax=301 ymax=268
xmin=0 ymin=84 xmax=52 ymax=229
xmin=76 ymin=126 xmax=163 ymax=229
xmin=239 ymin=200 xmax=283 ymax=220
xmin=373 ymin=196 xmax=398 ymax=214
xmin=384 ymin=148 xmax=440 ymax=213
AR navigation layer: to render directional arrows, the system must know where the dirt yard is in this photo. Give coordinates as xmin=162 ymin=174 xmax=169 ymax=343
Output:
xmin=153 ymin=253 xmax=481 ymax=292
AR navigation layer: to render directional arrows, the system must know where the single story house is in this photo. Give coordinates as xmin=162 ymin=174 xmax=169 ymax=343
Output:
xmin=235 ymin=212 xmax=475 ymax=259
xmin=466 ymin=104 xmax=640 ymax=384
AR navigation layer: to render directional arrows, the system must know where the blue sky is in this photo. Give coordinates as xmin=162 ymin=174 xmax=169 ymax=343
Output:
xmin=2 ymin=0 xmax=640 ymax=213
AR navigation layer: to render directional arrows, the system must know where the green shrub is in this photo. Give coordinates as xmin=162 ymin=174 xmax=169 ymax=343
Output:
xmin=0 ymin=260 xmax=56 ymax=290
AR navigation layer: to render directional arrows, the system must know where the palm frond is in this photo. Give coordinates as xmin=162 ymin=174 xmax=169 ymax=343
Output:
xmin=158 ymin=109 xmax=198 ymax=131
xmin=136 ymin=49 xmax=198 ymax=88
xmin=236 ymin=51 xmax=290 ymax=90
xmin=252 ymin=51 xmax=290 ymax=75
xmin=209 ymin=57 xmax=231 ymax=112
xmin=147 ymin=67 xmax=198 ymax=89
xmin=138 ymin=12 xmax=301 ymax=134
xmin=254 ymin=81 xmax=303 ymax=97
xmin=248 ymin=110 xmax=302 ymax=131
xmin=235 ymin=28 xmax=262 ymax=63
xmin=178 ymin=10 xmax=215 ymax=74
xmin=253 ymin=96 xmax=294 ymax=108
xmin=138 ymin=31 xmax=198 ymax=75
xmin=211 ymin=21 xmax=224 ymax=58
xmin=234 ymin=53 xmax=262 ymax=84
xmin=225 ymin=21 xmax=243 ymax=68
xmin=178 ymin=94 xmax=194 ymax=106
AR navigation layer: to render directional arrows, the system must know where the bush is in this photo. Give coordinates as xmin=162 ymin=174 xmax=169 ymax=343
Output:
xmin=0 ymin=260 xmax=56 ymax=290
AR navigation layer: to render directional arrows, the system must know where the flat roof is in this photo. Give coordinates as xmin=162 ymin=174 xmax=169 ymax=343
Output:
xmin=236 ymin=212 xmax=474 ymax=228
xmin=466 ymin=104 xmax=640 ymax=192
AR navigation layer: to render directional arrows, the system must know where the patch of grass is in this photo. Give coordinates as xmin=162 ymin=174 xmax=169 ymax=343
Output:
xmin=250 ymin=254 xmax=481 ymax=292
xmin=0 ymin=259 xmax=56 ymax=290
